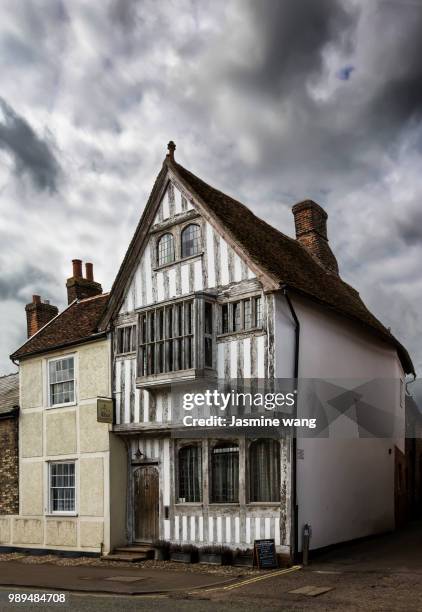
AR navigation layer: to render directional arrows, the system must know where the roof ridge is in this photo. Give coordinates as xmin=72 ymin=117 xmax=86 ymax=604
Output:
xmin=78 ymin=292 xmax=109 ymax=304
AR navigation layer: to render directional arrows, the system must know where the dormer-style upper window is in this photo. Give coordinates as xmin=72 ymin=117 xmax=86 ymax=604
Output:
xmin=181 ymin=224 xmax=201 ymax=258
xmin=157 ymin=233 xmax=175 ymax=266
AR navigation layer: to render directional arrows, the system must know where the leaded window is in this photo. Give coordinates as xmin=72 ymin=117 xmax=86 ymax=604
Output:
xmin=157 ymin=233 xmax=175 ymax=266
xmin=178 ymin=445 xmax=202 ymax=502
xmin=181 ymin=224 xmax=201 ymax=258
xmin=211 ymin=444 xmax=239 ymax=503
xmin=249 ymin=439 xmax=280 ymax=502
xmin=49 ymin=462 xmax=76 ymax=513
xmin=48 ymin=356 xmax=75 ymax=406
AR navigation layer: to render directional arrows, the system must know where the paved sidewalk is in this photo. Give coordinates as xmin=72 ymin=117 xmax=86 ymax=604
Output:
xmin=0 ymin=561 xmax=242 ymax=595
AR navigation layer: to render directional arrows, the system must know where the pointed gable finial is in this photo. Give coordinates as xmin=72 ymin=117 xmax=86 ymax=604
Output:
xmin=167 ymin=140 xmax=176 ymax=161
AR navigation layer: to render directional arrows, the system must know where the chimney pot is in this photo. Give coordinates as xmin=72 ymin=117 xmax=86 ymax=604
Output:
xmin=292 ymin=200 xmax=339 ymax=275
xmin=33 ymin=294 xmax=41 ymax=304
xmin=85 ymin=262 xmax=94 ymax=282
xmin=72 ymin=259 xmax=83 ymax=278
xmin=66 ymin=260 xmax=102 ymax=304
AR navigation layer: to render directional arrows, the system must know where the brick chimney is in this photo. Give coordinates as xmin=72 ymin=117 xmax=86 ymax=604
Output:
xmin=66 ymin=259 xmax=102 ymax=304
xmin=292 ymin=200 xmax=339 ymax=275
xmin=25 ymin=295 xmax=59 ymax=338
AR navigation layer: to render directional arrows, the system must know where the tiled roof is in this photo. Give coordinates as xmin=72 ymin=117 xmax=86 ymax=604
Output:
xmin=11 ymin=293 xmax=109 ymax=361
xmin=172 ymin=161 xmax=414 ymax=375
xmin=0 ymin=372 xmax=19 ymax=415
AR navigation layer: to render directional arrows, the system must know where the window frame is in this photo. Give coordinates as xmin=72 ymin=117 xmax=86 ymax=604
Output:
xmin=157 ymin=232 xmax=175 ymax=267
xmin=218 ymin=295 xmax=264 ymax=337
xmin=248 ymin=439 xmax=281 ymax=504
xmin=181 ymin=223 xmax=202 ymax=259
xmin=47 ymin=354 xmax=77 ymax=409
xmin=177 ymin=443 xmax=203 ymax=504
xmin=210 ymin=442 xmax=240 ymax=504
xmin=47 ymin=460 xmax=77 ymax=516
xmin=116 ymin=324 xmax=137 ymax=356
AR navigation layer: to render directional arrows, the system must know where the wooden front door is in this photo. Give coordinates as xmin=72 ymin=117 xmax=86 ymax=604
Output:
xmin=134 ymin=466 xmax=159 ymax=542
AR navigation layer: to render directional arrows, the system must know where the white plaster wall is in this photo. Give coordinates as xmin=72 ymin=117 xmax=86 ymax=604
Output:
xmin=275 ymin=293 xmax=406 ymax=551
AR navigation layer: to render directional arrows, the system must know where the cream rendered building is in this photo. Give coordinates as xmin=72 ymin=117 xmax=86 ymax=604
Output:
xmin=0 ymin=265 xmax=126 ymax=555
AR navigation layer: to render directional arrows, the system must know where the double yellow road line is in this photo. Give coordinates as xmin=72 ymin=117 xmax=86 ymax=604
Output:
xmin=196 ymin=565 xmax=302 ymax=594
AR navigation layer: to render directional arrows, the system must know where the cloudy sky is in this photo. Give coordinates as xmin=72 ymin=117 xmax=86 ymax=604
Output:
xmin=1 ymin=0 xmax=421 ymax=397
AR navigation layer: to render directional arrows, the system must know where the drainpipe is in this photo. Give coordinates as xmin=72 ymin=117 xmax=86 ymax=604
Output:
xmin=283 ymin=286 xmax=300 ymax=563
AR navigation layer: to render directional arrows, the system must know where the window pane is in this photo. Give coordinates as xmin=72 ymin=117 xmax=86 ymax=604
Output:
xmin=205 ymin=337 xmax=212 ymax=368
xmin=249 ymin=439 xmax=280 ymax=502
xmin=211 ymin=445 xmax=239 ymax=503
xmin=222 ymin=304 xmax=228 ymax=333
xmin=51 ymin=380 xmax=75 ymax=405
xmin=185 ymin=302 xmax=193 ymax=335
xmin=181 ymin=224 xmax=201 ymax=258
xmin=205 ymin=302 xmax=213 ymax=334
xmin=157 ymin=233 xmax=175 ymax=266
xmin=49 ymin=357 xmax=74 ymax=384
xmin=233 ymin=302 xmax=241 ymax=332
xmin=178 ymin=446 xmax=202 ymax=502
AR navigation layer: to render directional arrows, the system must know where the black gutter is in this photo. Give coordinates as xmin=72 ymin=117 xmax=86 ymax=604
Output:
xmin=283 ymin=286 xmax=300 ymax=563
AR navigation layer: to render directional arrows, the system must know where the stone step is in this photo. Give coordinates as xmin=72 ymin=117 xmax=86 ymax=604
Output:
xmin=101 ymin=552 xmax=149 ymax=563
xmin=114 ymin=546 xmax=154 ymax=554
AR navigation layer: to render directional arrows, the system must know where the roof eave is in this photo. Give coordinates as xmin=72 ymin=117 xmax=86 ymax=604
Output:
xmin=10 ymin=331 xmax=108 ymax=363
xmin=282 ymin=284 xmax=415 ymax=376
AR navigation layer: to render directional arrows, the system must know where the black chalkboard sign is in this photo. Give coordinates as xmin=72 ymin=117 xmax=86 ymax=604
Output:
xmin=253 ymin=539 xmax=278 ymax=569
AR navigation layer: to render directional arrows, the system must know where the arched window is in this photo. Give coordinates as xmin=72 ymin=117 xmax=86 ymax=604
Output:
xmin=157 ymin=233 xmax=175 ymax=266
xmin=181 ymin=224 xmax=201 ymax=258
xmin=249 ymin=439 xmax=280 ymax=502
xmin=178 ymin=445 xmax=202 ymax=502
xmin=211 ymin=443 xmax=239 ymax=503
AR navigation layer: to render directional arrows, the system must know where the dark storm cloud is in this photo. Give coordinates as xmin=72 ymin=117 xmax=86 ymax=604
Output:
xmin=1 ymin=0 xmax=422 ymax=377
xmin=396 ymin=206 xmax=422 ymax=246
xmin=0 ymin=98 xmax=61 ymax=191
xmin=109 ymin=0 xmax=140 ymax=30
xmin=0 ymin=264 xmax=58 ymax=302
xmin=229 ymin=0 xmax=357 ymax=96
xmin=364 ymin=4 xmax=422 ymax=135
